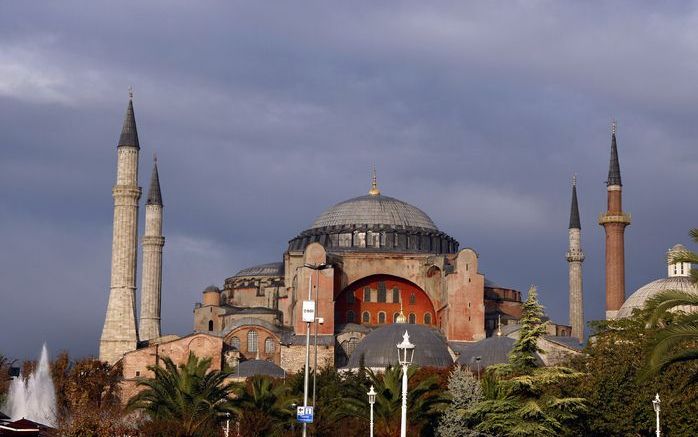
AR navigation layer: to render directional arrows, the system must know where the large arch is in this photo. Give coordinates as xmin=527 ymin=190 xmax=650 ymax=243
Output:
xmin=334 ymin=274 xmax=436 ymax=328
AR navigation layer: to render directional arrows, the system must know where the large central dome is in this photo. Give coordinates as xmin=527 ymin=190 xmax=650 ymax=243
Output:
xmin=288 ymin=178 xmax=459 ymax=254
xmin=311 ymin=194 xmax=438 ymax=231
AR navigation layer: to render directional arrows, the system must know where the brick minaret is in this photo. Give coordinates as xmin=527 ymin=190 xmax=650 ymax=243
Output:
xmin=139 ymin=158 xmax=164 ymax=341
xmin=100 ymin=94 xmax=142 ymax=364
xmin=599 ymin=122 xmax=631 ymax=320
xmin=566 ymin=175 xmax=584 ymax=342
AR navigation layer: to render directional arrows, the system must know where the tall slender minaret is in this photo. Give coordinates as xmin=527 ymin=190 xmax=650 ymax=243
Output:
xmin=139 ymin=157 xmax=164 ymax=341
xmin=100 ymin=92 xmax=142 ymax=364
xmin=567 ymin=175 xmax=584 ymax=343
xmin=599 ymin=121 xmax=631 ymax=320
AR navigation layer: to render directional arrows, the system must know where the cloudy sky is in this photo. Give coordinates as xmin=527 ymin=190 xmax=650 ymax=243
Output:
xmin=2 ymin=1 xmax=697 ymax=360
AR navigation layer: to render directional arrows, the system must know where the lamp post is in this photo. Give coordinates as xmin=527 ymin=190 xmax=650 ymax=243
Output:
xmin=396 ymin=331 xmax=415 ymax=437
xmin=652 ymin=393 xmax=661 ymax=437
xmin=224 ymin=412 xmax=230 ymax=437
xmin=367 ymin=385 xmax=377 ymax=437
xmin=291 ymin=403 xmax=297 ymax=436
xmin=475 ymin=356 xmax=481 ymax=378
xmin=301 ymin=262 xmax=331 ymax=437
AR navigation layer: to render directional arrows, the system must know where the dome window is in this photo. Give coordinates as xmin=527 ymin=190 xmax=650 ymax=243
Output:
xmin=265 ymin=338 xmax=275 ymax=354
xmin=378 ymin=312 xmax=386 ymax=324
xmin=392 ymin=287 xmax=400 ymax=303
xmin=362 ymin=311 xmax=371 ymax=324
xmin=364 ymin=287 xmax=372 ymax=302
xmin=424 ymin=313 xmax=432 ymax=325
xmin=230 ymin=336 xmax=240 ymax=350
xmin=409 ymin=313 xmax=416 ymax=324
xmin=247 ymin=330 xmax=258 ymax=353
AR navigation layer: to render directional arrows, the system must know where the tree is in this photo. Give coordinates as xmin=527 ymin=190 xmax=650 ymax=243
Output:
xmin=364 ymin=365 xmax=447 ymax=437
xmin=509 ymin=286 xmax=547 ymax=372
xmin=437 ymin=366 xmax=482 ymax=437
xmin=570 ymin=316 xmax=698 ymax=436
xmin=127 ymin=352 xmax=239 ymax=437
xmin=465 ymin=286 xmax=586 ymax=437
xmin=642 ymin=228 xmax=698 ymax=386
xmin=235 ymin=375 xmax=296 ymax=437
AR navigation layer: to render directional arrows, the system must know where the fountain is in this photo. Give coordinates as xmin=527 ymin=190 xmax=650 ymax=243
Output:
xmin=3 ymin=344 xmax=56 ymax=427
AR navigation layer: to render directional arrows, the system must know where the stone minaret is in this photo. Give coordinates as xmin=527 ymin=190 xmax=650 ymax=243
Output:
xmin=599 ymin=122 xmax=631 ymax=320
xmin=100 ymin=95 xmax=142 ymax=364
xmin=139 ymin=158 xmax=164 ymax=341
xmin=566 ymin=175 xmax=584 ymax=342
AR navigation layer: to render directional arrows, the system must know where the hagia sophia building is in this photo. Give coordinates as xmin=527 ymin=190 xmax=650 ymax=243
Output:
xmin=98 ymin=96 xmax=695 ymax=393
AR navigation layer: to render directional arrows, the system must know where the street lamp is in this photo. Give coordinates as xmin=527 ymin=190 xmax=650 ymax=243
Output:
xmin=475 ymin=356 xmax=482 ymax=378
xmin=396 ymin=330 xmax=415 ymax=437
xmin=300 ymin=262 xmax=331 ymax=437
xmin=652 ymin=393 xmax=661 ymax=437
xmin=367 ymin=385 xmax=377 ymax=437
xmin=291 ymin=403 xmax=297 ymax=436
xmin=223 ymin=412 xmax=230 ymax=437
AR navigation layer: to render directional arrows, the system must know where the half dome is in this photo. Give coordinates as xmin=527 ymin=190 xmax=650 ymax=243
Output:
xmin=345 ymin=324 xmax=453 ymax=369
xmin=617 ymin=277 xmax=697 ymax=318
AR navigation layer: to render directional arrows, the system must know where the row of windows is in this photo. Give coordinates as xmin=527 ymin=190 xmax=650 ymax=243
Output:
xmin=347 ymin=286 xmax=416 ymax=305
xmin=229 ymin=331 xmax=276 ymax=354
xmin=329 ymin=231 xmax=453 ymax=251
xmin=347 ymin=310 xmax=432 ymax=325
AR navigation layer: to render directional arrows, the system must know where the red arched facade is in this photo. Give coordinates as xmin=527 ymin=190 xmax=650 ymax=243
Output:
xmin=334 ymin=274 xmax=436 ymax=327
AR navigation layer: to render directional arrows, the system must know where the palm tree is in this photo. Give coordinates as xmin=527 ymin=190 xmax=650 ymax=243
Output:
xmin=643 ymin=228 xmax=698 ymax=386
xmin=127 ymin=352 xmax=239 ymax=437
xmin=364 ymin=365 xmax=446 ymax=437
xmin=235 ymin=375 xmax=297 ymax=437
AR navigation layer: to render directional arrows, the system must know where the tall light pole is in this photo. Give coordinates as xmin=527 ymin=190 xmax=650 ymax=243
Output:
xmin=224 ymin=412 xmax=230 ymax=437
xmin=301 ymin=262 xmax=330 ymax=437
xmin=396 ymin=331 xmax=415 ymax=437
xmin=652 ymin=393 xmax=661 ymax=437
xmin=367 ymin=385 xmax=377 ymax=437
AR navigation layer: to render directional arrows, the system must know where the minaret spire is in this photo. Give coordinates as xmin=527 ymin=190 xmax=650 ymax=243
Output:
xmin=607 ymin=120 xmax=621 ymax=186
xmin=567 ymin=175 xmax=585 ymax=343
xmin=368 ymin=164 xmax=381 ymax=196
xmin=100 ymin=94 xmax=143 ymax=364
xmin=599 ymin=121 xmax=631 ymax=320
xmin=140 ymin=157 xmax=166 ymax=341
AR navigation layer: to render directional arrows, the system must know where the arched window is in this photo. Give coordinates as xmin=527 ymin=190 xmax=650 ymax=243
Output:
xmin=409 ymin=293 xmax=416 ymax=305
xmin=347 ymin=310 xmax=355 ymax=323
xmin=247 ymin=330 xmax=258 ymax=352
xmin=362 ymin=311 xmax=370 ymax=324
xmin=393 ymin=312 xmax=400 ymax=323
xmin=363 ymin=287 xmax=371 ymax=302
xmin=378 ymin=312 xmax=386 ymax=324
xmin=392 ymin=287 xmax=400 ymax=303
xmin=230 ymin=336 xmax=240 ymax=350
xmin=208 ymin=320 xmax=214 ymax=331
xmin=264 ymin=337 xmax=275 ymax=354
xmin=424 ymin=313 xmax=432 ymax=325
xmin=409 ymin=313 xmax=416 ymax=324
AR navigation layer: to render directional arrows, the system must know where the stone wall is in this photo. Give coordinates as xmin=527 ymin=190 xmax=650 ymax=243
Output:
xmin=280 ymin=344 xmax=335 ymax=374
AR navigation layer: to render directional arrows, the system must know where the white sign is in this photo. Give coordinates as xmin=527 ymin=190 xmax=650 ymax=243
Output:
xmin=297 ymin=406 xmax=314 ymax=423
xmin=302 ymin=300 xmax=316 ymax=322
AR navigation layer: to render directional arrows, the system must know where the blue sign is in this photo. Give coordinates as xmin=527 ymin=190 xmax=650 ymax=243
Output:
xmin=296 ymin=406 xmax=314 ymax=423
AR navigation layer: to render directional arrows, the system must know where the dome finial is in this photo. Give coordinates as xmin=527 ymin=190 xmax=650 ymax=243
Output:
xmin=496 ymin=314 xmax=502 ymax=336
xmin=128 ymin=85 xmax=134 ymax=100
xmin=369 ymin=163 xmax=381 ymax=196
xmin=395 ymin=299 xmax=407 ymax=324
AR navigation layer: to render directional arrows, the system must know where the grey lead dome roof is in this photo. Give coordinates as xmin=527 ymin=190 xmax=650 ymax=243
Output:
xmin=617 ymin=276 xmax=698 ymax=318
xmin=345 ymin=324 xmax=453 ymax=369
xmin=311 ymin=194 xmax=438 ymax=231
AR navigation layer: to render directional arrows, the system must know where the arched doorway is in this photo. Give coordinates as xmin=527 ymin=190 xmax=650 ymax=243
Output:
xmin=334 ymin=274 xmax=436 ymax=327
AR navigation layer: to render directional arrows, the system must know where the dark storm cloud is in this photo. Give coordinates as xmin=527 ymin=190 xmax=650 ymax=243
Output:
xmin=1 ymin=1 xmax=697 ymax=359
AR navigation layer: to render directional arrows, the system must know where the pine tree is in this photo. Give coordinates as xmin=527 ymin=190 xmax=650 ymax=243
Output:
xmin=509 ymin=285 xmax=547 ymax=371
xmin=437 ymin=366 xmax=482 ymax=437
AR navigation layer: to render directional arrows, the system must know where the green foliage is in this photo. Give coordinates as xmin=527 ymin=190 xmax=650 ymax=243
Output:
xmin=437 ymin=366 xmax=482 ymax=437
xmin=235 ymin=375 xmax=297 ymax=437
xmin=570 ymin=313 xmax=698 ymax=436
xmin=127 ymin=352 xmax=239 ymax=437
xmin=509 ymin=286 xmax=547 ymax=371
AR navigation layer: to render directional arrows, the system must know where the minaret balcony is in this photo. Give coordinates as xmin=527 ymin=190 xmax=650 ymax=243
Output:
xmin=598 ymin=212 xmax=631 ymax=225
xmin=566 ymin=250 xmax=585 ymax=262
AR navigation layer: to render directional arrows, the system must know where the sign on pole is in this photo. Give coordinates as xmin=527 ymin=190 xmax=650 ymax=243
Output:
xmin=302 ymin=300 xmax=316 ymax=322
xmin=296 ymin=405 xmax=314 ymax=423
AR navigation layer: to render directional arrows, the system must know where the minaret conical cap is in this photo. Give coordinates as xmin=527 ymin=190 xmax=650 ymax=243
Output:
xmin=146 ymin=158 xmax=162 ymax=206
xmin=607 ymin=122 xmax=621 ymax=186
xmin=118 ymin=98 xmax=140 ymax=149
xmin=569 ymin=176 xmax=581 ymax=229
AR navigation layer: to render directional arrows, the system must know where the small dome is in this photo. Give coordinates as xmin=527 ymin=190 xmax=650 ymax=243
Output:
xmin=204 ymin=285 xmax=220 ymax=293
xmin=311 ymin=194 xmax=438 ymax=231
xmin=345 ymin=324 xmax=453 ymax=369
xmin=617 ymin=277 xmax=698 ymax=318
xmin=237 ymin=360 xmax=285 ymax=378
xmin=455 ymin=335 xmax=516 ymax=368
